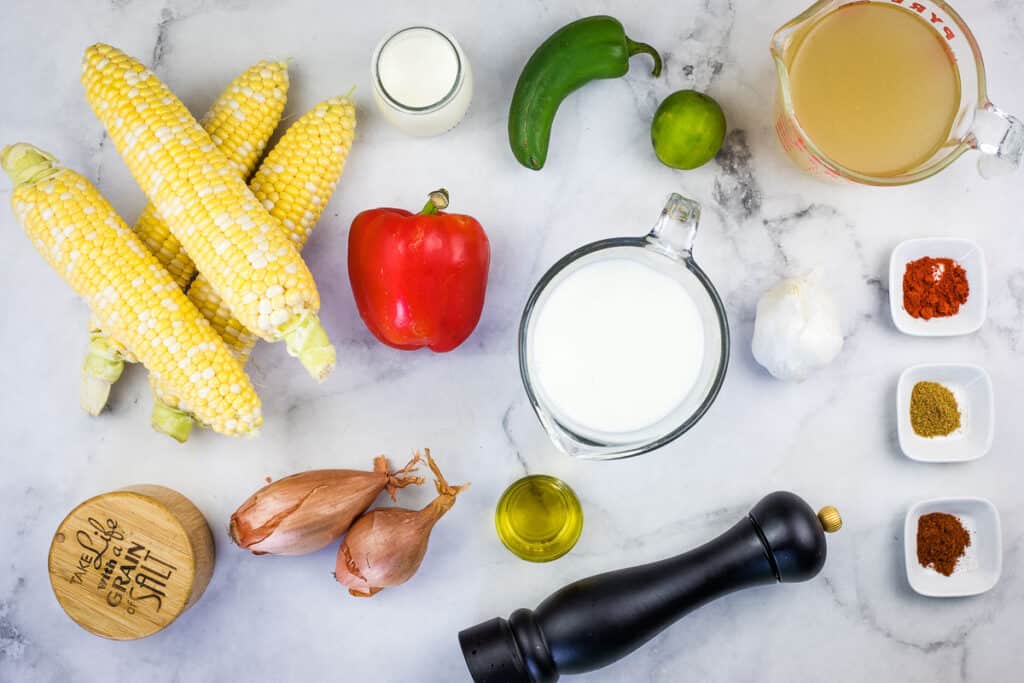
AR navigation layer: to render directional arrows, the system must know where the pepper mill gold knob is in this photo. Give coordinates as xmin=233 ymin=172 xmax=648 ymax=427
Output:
xmin=817 ymin=506 xmax=842 ymax=533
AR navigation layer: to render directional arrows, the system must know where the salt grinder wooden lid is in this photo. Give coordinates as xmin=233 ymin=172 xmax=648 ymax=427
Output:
xmin=48 ymin=484 xmax=215 ymax=640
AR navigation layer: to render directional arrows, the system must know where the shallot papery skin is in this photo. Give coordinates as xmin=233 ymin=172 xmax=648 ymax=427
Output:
xmin=229 ymin=455 xmax=423 ymax=556
xmin=334 ymin=449 xmax=468 ymax=597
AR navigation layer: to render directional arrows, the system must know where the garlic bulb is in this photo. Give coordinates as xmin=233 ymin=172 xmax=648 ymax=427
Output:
xmin=751 ymin=270 xmax=843 ymax=382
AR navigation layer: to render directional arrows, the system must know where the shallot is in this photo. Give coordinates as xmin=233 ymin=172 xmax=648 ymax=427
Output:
xmin=334 ymin=449 xmax=468 ymax=597
xmin=230 ymin=455 xmax=423 ymax=556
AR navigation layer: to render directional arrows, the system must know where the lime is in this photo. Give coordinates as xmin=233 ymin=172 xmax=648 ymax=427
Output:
xmin=651 ymin=90 xmax=727 ymax=170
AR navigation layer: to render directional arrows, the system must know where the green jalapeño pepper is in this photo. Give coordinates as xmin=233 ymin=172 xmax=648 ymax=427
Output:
xmin=508 ymin=15 xmax=663 ymax=170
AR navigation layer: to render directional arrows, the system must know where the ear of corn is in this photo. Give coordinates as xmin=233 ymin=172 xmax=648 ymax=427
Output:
xmin=151 ymin=96 xmax=357 ymax=440
xmin=81 ymin=43 xmax=335 ymax=382
xmin=80 ymin=60 xmax=289 ymax=416
xmin=2 ymin=143 xmax=262 ymax=436
xmin=192 ymin=97 xmax=358 ymax=364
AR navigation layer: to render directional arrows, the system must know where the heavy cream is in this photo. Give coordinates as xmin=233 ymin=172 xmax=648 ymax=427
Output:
xmin=372 ymin=26 xmax=473 ymax=137
xmin=529 ymin=258 xmax=705 ymax=436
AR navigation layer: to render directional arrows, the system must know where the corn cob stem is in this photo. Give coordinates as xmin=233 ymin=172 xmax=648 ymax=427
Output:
xmin=2 ymin=144 xmax=59 ymax=185
xmin=284 ymin=313 xmax=336 ymax=380
xmin=80 ymin=332 xmax=124 ymax=415
xmin=151 ymin=400 xmax=194 ymax=442
xmin=79 ymin=60 xmax=289 ymax=416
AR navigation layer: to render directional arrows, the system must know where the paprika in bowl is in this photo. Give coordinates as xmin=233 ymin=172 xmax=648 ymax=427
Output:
xmin=348 ymin=189 xmax=490 ymax=352
xmin=888 ymin=238 xmax=987 ymax=336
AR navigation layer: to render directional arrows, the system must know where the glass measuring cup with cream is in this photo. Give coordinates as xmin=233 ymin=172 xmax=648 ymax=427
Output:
xmin=371 ymin=26 xmax=473 ymax=136
xmin=519 ymin=193 xmax=729 ymax=459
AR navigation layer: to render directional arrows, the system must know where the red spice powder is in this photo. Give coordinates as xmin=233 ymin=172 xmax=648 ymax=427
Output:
xmin=903 ymin=256 xmax=969 ymax=319
xmin=917 ymin=512 xmax=971 ymax=576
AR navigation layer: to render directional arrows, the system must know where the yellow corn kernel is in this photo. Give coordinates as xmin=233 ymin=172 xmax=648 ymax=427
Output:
xmin=81 ymin=62 xmax=288 ymax=416
xmin=81 ymin=43 xmax=334 ymax=380
xmin=2 ymin=143 xmax=261 ymax=436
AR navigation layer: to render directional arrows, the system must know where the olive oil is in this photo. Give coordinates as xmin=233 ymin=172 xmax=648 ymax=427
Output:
xmin=495 ymin=476 xmax=583 ymax=562
xmin=785 ymin=2 xmax=961 ymax=176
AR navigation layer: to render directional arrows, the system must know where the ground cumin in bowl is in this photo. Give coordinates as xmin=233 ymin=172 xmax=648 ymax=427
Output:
xmin=897 ymin=364 xmax=993 ymax=463
xmin=910 ymin=381 xmax=961 ymax=438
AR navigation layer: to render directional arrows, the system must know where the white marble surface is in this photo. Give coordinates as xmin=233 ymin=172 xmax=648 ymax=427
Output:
xmin=2 ymin=1 xmax=1024 ymax=681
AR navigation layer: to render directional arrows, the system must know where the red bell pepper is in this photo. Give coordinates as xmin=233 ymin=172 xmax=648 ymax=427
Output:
xmin=348 ymin=189 xmax=490 ymax=352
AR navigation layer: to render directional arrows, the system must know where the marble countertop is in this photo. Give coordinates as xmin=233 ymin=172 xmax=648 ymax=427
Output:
xmin=3 ymin=1 xmax=1024 ymax=681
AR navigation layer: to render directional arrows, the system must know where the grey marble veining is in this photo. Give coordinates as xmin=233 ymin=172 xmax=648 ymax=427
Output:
xmin=2 ymin=1 xmax=1024 ymax=681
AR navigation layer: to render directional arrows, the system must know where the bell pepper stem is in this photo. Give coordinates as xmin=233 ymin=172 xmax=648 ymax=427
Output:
xmin=418 ymin=188 xmax=450 ymax=216
xmin=625 ymin=38 xmax=663 ymax=78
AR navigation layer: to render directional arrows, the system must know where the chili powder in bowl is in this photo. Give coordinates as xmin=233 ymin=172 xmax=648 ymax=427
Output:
xmin=904 ymin=497 xmax=1001 ymax=597
xmin=889 ymin=238 xmax=987 ymax=336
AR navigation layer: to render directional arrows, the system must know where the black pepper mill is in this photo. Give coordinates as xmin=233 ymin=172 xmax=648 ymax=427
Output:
xmin=459 ymin=491 xmax=842 ymax=682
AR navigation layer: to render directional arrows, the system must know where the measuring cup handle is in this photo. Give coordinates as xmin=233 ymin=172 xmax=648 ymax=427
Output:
xmin=973 ymin=103 xmax=1024 ymax=179
xmin=646 ymin=193 xmax=701 ymax=258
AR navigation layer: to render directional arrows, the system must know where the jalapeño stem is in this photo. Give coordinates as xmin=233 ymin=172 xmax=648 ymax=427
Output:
xmin=626 ymin=38 xmax=663 ymax=77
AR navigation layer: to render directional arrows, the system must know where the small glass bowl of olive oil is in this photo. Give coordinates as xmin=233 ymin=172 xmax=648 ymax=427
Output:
xmin=495 ymin=475 xmax=583 ymax=562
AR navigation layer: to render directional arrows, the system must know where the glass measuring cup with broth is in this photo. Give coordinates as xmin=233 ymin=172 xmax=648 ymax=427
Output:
xmin=772 ymin=0 xmax=1024 ymax=185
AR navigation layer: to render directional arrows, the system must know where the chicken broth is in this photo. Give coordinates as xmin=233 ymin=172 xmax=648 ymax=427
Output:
xmin=785 ymin=2 xmax=961 ymax=177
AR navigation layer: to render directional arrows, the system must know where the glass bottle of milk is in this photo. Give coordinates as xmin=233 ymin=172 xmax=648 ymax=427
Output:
xmin=371 ymin=26 xmax=473 ymax=137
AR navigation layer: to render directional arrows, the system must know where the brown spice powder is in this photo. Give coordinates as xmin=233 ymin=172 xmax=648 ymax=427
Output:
xmin=916 ymin=512 xmax=971 ymax=576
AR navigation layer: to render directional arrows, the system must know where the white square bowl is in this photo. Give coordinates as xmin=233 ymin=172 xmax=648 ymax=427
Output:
xmin=889 ymin=238 xmax=987 ymax=336
xmin=905 ymin=497 xmax=1001 ymax=597
xmin=897 ymin=364 xmax=994 ymax=462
